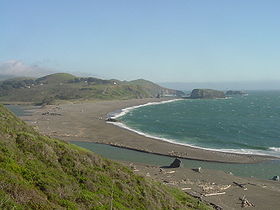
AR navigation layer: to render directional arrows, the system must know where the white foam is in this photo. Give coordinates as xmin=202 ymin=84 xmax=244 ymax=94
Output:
xmin=269 ymin=147 xmax=280 ymax=152
xmin=110 ymin=99 xmax=183 ymax=119
xmin=108 ymin=120 xmax=280 ymax=157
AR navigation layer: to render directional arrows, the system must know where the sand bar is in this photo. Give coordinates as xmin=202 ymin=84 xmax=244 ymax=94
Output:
xmin=20 ymin=98 xmax=277 ymax=164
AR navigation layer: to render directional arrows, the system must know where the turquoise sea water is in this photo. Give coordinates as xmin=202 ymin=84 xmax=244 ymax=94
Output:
xmin=117 ymin=91 xmax=280 ymax=157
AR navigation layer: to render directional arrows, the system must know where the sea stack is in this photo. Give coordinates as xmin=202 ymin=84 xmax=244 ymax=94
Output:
xmin=190 ymin=89 xmax=225 ymax=99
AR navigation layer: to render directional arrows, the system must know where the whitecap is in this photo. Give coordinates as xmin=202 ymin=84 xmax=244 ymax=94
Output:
xmin=269 ymin=147 xmax=280 ymax=152
xmin=109 ymin=99 xmax=183 ymax=119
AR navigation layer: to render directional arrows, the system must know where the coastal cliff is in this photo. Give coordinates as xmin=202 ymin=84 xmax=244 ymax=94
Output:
xmin=190 ymin=89 xmax=225 ymax=99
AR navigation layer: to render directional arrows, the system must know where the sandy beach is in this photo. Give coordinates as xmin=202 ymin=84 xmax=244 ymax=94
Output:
xmin=122 ymin=161 xmax=280 ymax=210
xmin=19 ymin=98 xmax=280 ymax=209
xmin=21 ymin=98 xmax=275 ymax=164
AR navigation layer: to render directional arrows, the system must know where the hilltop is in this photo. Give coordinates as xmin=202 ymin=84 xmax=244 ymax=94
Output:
xmin=0 ymin=73 xmax=184 ymax=105
xmin=0 ymin=104 xmax=211 ymax=209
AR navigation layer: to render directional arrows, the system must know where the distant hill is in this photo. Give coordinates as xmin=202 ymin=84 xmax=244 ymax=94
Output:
xmin=0 ymin=73 xmax=184 ymax=104
xmin=128 ymin=79 xmax=183 ymax=97
xmin=0 ymin=104 xmax=211 ymax=209
xmin=35 ymin=73 xmax=76 ymax=84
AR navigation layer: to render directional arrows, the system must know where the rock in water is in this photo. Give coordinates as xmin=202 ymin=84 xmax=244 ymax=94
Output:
xmin=190 ymin=89 xmax=225 ymax=99
xmin=272 ymin=176 xmax=280 ymax=181
xmin=169 ymin=158 xmax=181 ymax=168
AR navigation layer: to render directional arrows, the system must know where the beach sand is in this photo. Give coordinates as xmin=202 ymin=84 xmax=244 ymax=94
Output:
xmin=122 ymin=161 xmax=280 ymax=210
xmin=21 ymin=98 xmax=275 ymax=164
xmin=20 ymin=98 xmax=280 ymax=209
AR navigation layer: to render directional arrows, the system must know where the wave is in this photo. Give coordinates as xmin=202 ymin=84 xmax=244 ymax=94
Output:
xmin=269 ymin=147 xmax=280 ymax=152
xmin=108 ymin=99 xmax=183 ymax=119
xmin=108 ymin=120 xmax=280 ymax=158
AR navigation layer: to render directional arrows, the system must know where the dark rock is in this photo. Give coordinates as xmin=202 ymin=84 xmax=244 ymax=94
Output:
xmin=106 ymin=118 xmax=118 ymax=122
xmin=272 ymin=176 xmax=279 ymax=181
xmin=190 ymin=89 xmax=225 ymax=99
xmin=169 ymin=158 xmax=181 ymax=168
xmin=192 ymin=167 xmax=201 ymax=173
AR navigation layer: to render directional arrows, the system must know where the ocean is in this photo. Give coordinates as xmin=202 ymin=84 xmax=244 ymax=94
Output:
xmin=115 ymin=91 xmax=280 ymax=157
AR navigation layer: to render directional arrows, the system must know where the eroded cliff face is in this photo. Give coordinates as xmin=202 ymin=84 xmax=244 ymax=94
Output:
xmin=190 ymin=89 xmax=225 ymax=99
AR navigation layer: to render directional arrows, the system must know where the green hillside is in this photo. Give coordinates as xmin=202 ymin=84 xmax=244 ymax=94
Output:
xmin=0 ymin=73 xmax=184 ymax=104
xmin=128 ymin=79 xmax=183 ymax=97
xmin=0 ymin=105 xmax=211 ymax=209
xmin=36 ymin=73 xmax=76 ymax=84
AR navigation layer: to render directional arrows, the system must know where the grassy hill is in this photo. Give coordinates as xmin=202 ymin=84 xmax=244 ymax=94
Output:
xmin=0 ymin=73 xmax=184 ymax=104
xmin=0 ymin=104 xmax=211 ymax=209
xmin=35 ymin=73 xmax=76 ymax=84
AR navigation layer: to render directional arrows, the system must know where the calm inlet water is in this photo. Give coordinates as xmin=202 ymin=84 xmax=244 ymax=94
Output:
xmin=72 ymin=141 xmax=280 ymax=180
xmin=117 ymin=91 xmax=280 ymax=157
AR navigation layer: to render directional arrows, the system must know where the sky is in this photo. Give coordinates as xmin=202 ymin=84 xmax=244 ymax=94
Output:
xmin=1 ymin=0 xmax=280 ymax=84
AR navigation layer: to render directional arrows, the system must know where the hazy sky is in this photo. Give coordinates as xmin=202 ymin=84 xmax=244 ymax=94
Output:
xmin=1 ymin=0 xmax=280 ymax=83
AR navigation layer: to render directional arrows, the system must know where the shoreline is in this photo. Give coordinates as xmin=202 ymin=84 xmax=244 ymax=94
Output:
xmin=108 ymin=99 xmax=280 ymax=158
xmin=19 ymin=98 xmax=277 ymax=164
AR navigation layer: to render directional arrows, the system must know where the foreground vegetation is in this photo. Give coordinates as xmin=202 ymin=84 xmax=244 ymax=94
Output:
xmin=0 ymin=104 xmax=211 ymax=209
xmin=0 ymin=73 xmax=183 ymax=105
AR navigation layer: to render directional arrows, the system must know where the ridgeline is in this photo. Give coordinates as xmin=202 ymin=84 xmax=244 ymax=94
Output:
xmin=0 ymin=73 xmax=184 ymax=105
xmin=0 ymin=104 xmax=211 ymax=209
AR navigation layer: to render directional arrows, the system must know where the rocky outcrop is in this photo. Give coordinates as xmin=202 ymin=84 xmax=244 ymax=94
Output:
xmin=169 ymin=158 xmax=182 ymax=168
xmin=225 ymin=90 xmax=246 ymax=96
xmin=190 ymin=89 xmax=225 ymax=99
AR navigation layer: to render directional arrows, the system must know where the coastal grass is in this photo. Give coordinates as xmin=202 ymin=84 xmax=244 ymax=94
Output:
xmin=0 ymin=104 xmax=212 ymax=209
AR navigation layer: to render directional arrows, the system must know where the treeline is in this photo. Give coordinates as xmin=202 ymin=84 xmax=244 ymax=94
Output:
xmin=0 ymin=79 xmax=38 ymax=90
xmin=68 ymin=77 xmax=114 ymax=85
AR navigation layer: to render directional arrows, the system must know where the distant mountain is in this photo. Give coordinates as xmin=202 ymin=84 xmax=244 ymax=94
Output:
xmin=0 ymin=73 xmax=184 ymax=104
xmin=0 ymin=105 xmax=210 ymax=209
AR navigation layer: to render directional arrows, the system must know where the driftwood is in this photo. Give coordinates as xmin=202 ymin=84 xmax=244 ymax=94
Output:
xmin=186 ymin=191 xmax=223 ymax=210
xmin=220 ymin=185 xmax=231 ymax=191
xmin=181 ymin=187 xmax=191 ymax=191
xmin=204 ymin=192 xmax=226 ymax=197
xmin=239 ymin=195 xmax=255 ymax=208
xmin=233 ymin=181 xmax=247 ymax=188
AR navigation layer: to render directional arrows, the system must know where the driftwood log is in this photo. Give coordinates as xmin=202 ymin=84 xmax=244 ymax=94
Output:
xmin=239 ymin=195 xmax=255 ymax=208
xmin=233 ymin=181 xmax=246 ymax=188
